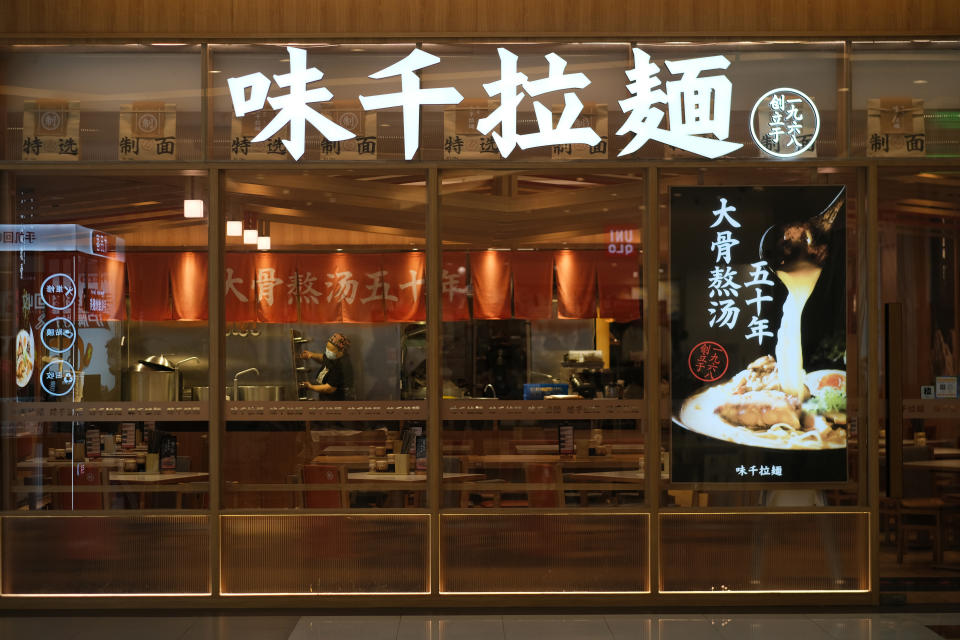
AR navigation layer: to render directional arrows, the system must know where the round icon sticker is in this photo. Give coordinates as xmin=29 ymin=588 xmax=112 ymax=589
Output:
xmin=749 ymin=87 xmax=821 ymax=159
xmin=40 ymin=273 xmax=77 ymax=310
xmin=40 ymin=359 xmax=76 ymax=397
xmin=338 ymin=112 xmax=359 ymax=131
xmin=40 ymin=110 xmax=63 ymax=132
xmin=688 ymin=341 xmax=729 ymax=383
xmin=137 ymin=112 xmax=159 ymax=134
xmin=40 ymin=317 xmax=77 ymax=354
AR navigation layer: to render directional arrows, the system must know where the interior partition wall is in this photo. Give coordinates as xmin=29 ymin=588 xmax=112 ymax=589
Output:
xmin=3 ymin=37 xmax=958 ymax=608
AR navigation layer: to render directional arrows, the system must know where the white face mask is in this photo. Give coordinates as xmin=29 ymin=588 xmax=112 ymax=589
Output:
xmin=325 ymin=347 xmax=338 ymax=359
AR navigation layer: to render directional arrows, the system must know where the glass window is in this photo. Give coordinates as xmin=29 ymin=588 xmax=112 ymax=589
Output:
xmin=852 ymin=42 xmax=960 ymax=157
xmin=221 ymin=169 xmax=428 ymax=509
xmin=1 ymin=45 xmax=202 ymax=162
xmin=440 ymin=170 xmax=647 ymax=509
xmin=2 ymin=172 xmax=210 ymax=511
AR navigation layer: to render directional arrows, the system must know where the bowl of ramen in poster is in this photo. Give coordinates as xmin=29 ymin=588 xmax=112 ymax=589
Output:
xmin=675 ymin=356 xmax=846 ymax=451
xmin=16 ymin=328 xmax=35 ymax=388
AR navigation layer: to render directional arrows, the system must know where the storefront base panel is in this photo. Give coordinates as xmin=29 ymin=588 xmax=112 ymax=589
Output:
xmin=0 ymin=515 xmax=210 ymax=596
xmin=440 ymin=513 xmax=650 ymax=594
xmin=659 ymin=512 xmax=871 ymax=593
xmin=219 ymin=514 xmax=430 ymax=595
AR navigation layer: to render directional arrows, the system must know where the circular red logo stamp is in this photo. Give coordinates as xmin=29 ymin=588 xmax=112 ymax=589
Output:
xmin=688 ymin=341 xmax=729 ymax=383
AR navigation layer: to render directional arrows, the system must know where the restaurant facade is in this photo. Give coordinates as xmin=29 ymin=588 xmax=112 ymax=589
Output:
xmin=2 ymin=0 xmax=960 ymax=609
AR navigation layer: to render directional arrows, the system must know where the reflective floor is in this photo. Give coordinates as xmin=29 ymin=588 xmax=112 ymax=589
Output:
xmin=3 ymin=612 xmax=960 ymax=640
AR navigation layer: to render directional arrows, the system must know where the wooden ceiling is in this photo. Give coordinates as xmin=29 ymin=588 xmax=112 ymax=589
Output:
xmin=5 ymin=0 xmax=960 ymax=39
xmin=15 ymin=170 xmax=648 ymax=250
xmin=879 ymin=171 xmax=960 ymax=233
xmin=13 ymin=168 xmax=958 ymax=250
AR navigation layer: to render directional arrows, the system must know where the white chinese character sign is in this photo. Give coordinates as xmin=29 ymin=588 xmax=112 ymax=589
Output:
xmin=670 ymin=186 xmax=847 ymax=483
xmin=749 ymin=88 xmax=820 ymax=158
xmin=618 ymin=49 xmax=741 ymax=159
xmin=228 ymin=46 xmax=746 ymax=162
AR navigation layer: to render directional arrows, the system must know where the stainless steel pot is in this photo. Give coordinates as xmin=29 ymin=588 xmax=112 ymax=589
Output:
xmin=124 ymin=355 xmax=199 ymax=402
xmin=123 ymin=364 xmax=179 ymax=401
xmin=235 ymin=385 xmax=284 ymax=401
xmin=191 ymin=386 xmax=232 ymax=401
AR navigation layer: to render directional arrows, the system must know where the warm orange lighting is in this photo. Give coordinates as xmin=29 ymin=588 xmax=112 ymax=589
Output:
xmin=6 ymin=592 xmax=212 ymax=598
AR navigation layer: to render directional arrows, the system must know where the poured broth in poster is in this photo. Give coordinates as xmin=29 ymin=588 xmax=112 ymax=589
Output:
xmin=670 ymin=186 xmax=847 ymax=483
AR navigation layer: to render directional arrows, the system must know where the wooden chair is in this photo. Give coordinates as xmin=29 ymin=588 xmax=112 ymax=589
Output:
xmin=499 ymin=463 xmax=564 ymax=508
xmin=56 ymin=465 xmax=103 ymax=510
xmin=886 ymin=446 xmax=951 ymax=563
xmin=302 ymin=464 xmax=346 ymax=509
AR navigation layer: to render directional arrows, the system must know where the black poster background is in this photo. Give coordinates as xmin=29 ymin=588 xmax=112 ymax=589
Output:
xmin=670 ymin=186 xmax=847 ymax=483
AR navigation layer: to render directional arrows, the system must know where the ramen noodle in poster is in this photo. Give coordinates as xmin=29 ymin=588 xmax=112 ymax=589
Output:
xmin=670 ymin=186 xmax=848 ymax=483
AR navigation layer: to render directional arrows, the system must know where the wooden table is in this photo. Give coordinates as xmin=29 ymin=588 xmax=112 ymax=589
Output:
xmin=513 ymin=443 xmax=645 ymax=455
xmin=16 ymin=457 xmax=124 ymax=470
xmin=903 ymin=459 xmax=960 ymax=472
xmin=108 ymin=471 xmax=209 ymax=508
xmin=322 ymin=445 xmax=371 ymax=455
xmin=566 ymin=469 xmax=685 ymax=506
xmin=311 ymin=455 xmax=370 ymax=468
xmin=463 ymin=454 xmax=638 ymax=469
xmin=514 ymin=444 xmax=560 ymax=454
xmin=346 ymin=472 xmax=485 ymax=507
xmin=347 ymin=472 xmax=485 ymax=482
xmin=566 ymin=470 xmax=647 ymax=482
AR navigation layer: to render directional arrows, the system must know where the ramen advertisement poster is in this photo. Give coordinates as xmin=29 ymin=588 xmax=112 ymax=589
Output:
xmin=670 ymin=186 xmax=847 ymax=483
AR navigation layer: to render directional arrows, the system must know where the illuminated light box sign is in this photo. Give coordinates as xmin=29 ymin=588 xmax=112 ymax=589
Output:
xmin=228 ymin=46 xmax=754 ymax=161
xmin=670 ymin=186 xmax=847 ymax=484
xmin=0 ymin=224 xmax=125 ymax=259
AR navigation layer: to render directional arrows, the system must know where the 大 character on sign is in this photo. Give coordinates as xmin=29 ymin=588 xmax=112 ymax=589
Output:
xmin=225 ymin=267 xmax=249 ymax=303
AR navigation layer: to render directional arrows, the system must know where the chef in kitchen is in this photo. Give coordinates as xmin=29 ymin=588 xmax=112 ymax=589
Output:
xmin=299 ymin=332 xmax=351 ymax=401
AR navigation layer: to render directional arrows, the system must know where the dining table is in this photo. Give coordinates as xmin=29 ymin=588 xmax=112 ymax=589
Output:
xmin=108 ymin=471 xmax=209 ymax=508
xmin=345 ymin=471 xmax=486 ymax=507
xmin=902 ymin=459 xmax=960 ymax=472
xmin=346 ymin=471 xmax=486 ymax=482
xmin=565 ymin=468 xmax=672 ymax=505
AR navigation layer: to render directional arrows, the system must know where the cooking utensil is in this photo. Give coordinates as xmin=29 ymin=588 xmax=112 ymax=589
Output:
xmin=235 ymin=385 xmax=284 ymax=401
xmin=126 ymin=355 xmax=199 ymax=401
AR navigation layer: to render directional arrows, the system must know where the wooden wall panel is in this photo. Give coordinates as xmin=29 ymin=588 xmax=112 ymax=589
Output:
xmin=2 ymin=0 xmax=959 ymax=39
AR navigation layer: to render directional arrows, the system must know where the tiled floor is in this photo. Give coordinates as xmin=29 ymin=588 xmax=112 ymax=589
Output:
xmin=2 ymin=612 xmax=960 ymax=640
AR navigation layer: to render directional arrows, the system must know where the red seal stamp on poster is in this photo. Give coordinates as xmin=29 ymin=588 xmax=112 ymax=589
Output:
xmin=688 ymin=341 xmax=729 ymax=382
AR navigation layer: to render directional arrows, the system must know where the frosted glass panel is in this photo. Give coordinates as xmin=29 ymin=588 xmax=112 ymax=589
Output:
xmin=659 ymin=512 xmax=869 ymax=592
xmin=2 ymin=515 xmax=210 ymax=595
xmin=221 ymin=514 xmax=429 ymax=594
xmin=441 ymin=513 xmax=648 ymax=593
